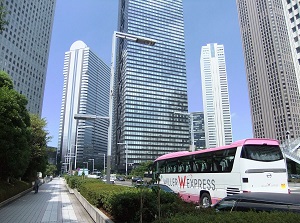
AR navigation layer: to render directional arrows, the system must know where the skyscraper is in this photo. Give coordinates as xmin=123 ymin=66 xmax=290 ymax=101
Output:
xmin=282 ymin=0 xmax=300 ymax=100
xmin=200 ymin=43 xmax=232 ymax=148
xmin=114 ymin=0 xmax=189 ymax=171
xmin=0 ymin=0 xmax=56 ymax=115
xmin=57 ymin=41 xmax=110 ymax=173
xmin=236 ymin=0 xmax=300 ymax=142
xmin=191 ymin=111 xmax=206 ymax=150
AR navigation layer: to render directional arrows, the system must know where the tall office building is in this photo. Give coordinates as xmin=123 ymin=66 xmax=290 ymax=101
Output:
xmin=114 ymin=0 xmax=189 ymax=171
xmin=0 ymin=0 xmax=56 ymax=115
xmin=57 ymin=41 xmax=110 ymax=173
xmin=282 ymin=0 xmax=300 ymax=100
xmin=236 ymin=0 xmax=300 ymax=142
xmin=191 ymin=111 xmax=206 ymax=150
xmin=200 ymin=43 xmax=232 ymax=148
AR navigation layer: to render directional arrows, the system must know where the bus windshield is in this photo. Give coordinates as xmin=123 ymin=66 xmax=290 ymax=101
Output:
xmin=241 ymin=145 xmax=283 ymax=162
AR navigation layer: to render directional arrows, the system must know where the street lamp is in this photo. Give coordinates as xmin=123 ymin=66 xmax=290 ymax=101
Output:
xmin=117 ymin=142 xmax=128 ymax=176
xmin=74 ymin=114 xmax=109 ymax=120
xmin=105 ymin=31 xmax=156 ymax=183
xmin=83 ymin=161 xmax=88 ymax=173
xmin=88 ymin=158 xmax=95 ymax=173
xmin=174 ymin=112 xmax=195 ymax=152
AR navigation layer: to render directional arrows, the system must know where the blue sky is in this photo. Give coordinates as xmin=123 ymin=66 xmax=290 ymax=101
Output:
xmin=42 ymin=0 xmax=253 ymax=147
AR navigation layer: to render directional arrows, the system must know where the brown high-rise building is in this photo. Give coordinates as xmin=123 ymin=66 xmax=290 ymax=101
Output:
xmin=236 ymin=0 xmax=300 ymax=142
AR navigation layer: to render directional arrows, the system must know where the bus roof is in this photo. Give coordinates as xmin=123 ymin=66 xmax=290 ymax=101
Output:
xmin=155 ymin=138 xmax=279 ymax=162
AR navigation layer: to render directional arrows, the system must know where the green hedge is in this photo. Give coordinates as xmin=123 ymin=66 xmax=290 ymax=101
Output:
xmin=65 ymin=176 xmax=300 ymax=223
xmin=65 ymin=176 xmax=188 ymax=222
xmin=154 ymin=209 xmax=300 ymax=223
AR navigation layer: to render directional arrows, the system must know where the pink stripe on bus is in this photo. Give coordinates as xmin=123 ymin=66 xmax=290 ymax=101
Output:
xmin=155 ymin=138 xmax=279 ymax=161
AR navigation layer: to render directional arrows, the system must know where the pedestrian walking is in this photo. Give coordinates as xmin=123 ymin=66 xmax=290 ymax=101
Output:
xmin=34 ymin=177 xmax=40 ymax=193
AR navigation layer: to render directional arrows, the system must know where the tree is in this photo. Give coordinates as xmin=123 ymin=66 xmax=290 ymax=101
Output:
xmin=0 ymin=0 xmax=8 ymax=33
xmin=23 ymin=114 xmax=51 ymax=181
xmin=0 ymin=71 xmax=31 ymax=182
xmin=0 ymin=70 xmax=13 ymax=89
xmin=130 ymin=161 xmax=153 ymax=177
xmin=45 ymin=164 xmax=57 ymax=176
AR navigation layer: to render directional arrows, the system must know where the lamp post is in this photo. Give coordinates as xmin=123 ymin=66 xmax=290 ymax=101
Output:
xmin=105 ymin=31 xmax=156 ymax=183
xmin=89 ymin=158 xmax=95 ymax=173
xmin=83 ymin=161 xmax=88 ymax=173
xmin=117 ymin=142 xmax=128 ymax=176
xmin=174 ymin=112 xmax=195 ymax=152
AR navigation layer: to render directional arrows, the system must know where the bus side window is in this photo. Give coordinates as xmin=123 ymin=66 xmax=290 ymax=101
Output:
xmin=192 ymin=162 xmax=198 ymax=173
xmin=227 ymin=159 xmax=234 ymax=171
xmin=173 ymin=165 xmax=178 ymax=173
xmin=186 ymin=163 xmax=192 ymax=173
xmin=213 ymin=161 xmax=222 ymax=172
xmin=220 ymin=159 xmax=228 ymax=171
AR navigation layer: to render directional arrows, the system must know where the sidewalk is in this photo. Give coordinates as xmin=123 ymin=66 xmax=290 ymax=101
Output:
xmin=0 ymin=177 xmax=94 ymax=223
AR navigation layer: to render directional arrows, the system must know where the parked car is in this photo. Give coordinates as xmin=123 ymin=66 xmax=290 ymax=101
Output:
xmin=135 ymin=183 xmax=175 ymax=194
xmin=116 ymin=176 xmax=125 ymax=181
xmin=101 ymin=175 xmax=115 ymax=184
xmin=147 ymin=184 xmax=175 ymax=193
xmin=132 ymin=176 xmax=143 ymax=184
xmin=212 ymin=192 xmax=300 ymax=213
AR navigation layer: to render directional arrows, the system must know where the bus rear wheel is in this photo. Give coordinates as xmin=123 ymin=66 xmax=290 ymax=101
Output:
xmin=200 ymin=192 xmax=211 ymax=208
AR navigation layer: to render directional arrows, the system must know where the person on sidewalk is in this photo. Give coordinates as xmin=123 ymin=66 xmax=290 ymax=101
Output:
xmin=34 ymin=177 xmax=40 ymax=194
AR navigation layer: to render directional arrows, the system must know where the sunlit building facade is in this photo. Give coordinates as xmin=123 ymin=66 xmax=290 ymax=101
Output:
xmin=200 ymin=43 xmax=232 ymax=148
xmin=0 ymin=0 xmax=56 ymax=115
xmin=57 ymin=41 xmax=110 ymax=173
xmin=282 ymin=0 xmax=300 ymax=103
xmin=114 ymin=0 xmax=189 ymax=171
xmin=236 ymin=0 xmax=300 ymax=142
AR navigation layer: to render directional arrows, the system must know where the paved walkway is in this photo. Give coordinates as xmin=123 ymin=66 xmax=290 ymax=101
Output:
xmin=0 ymin=178 xmax=94 ymax=223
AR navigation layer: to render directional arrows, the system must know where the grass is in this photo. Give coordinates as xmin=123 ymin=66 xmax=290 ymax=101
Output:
xmin=0 ymin=179 xmax=31 ymax=203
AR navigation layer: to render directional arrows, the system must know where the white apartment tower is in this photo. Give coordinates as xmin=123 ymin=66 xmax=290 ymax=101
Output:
xmin=200 ymin=43 xmax=232 ymax=148
xmin=57 ymin=41 xmax=110 ymax=173
xmin=0 ymin=0 xmax=56 ymax=115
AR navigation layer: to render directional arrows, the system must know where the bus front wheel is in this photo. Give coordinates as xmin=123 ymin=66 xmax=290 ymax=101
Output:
xmin=200 ymin=192 xmax=211 ymax=208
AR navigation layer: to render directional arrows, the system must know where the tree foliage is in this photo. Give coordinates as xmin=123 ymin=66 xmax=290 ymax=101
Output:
xmin=0 ymin=72 xmax=31 ymax=181
xmin=130 ymin=161 xmax=153 ymax=177
xmin=45 ymin=164 xmax=57 ymax=176
xmin=0 ymin=71 xmax=13 ymax=89
xmin=23 ymin=114 xmax=51 ymax=181
xmin=0 ymin=0 xmax=8 ymax=33
xmin=0 ymin=71 xmax=51 ymax=182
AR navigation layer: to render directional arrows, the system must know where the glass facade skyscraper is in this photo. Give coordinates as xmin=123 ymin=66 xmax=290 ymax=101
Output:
xmin=57 ymin=41 xmax=110 ymax=173
xmin=200 ymin=43 xmax=232 ymax=148
xmin=114 ymin=0 xmax=189 ymax=171
xmin=0 ymin=0 xmax=56 ymax=115
xmin=191 ymin=112 xmax=206 ymax=150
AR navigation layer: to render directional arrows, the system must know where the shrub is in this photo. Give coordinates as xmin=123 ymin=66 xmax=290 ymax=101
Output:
xmin=65 ymin=176 xmax=300 ymax=223
xmin=154 ymin=209 xmax=300 ymax=223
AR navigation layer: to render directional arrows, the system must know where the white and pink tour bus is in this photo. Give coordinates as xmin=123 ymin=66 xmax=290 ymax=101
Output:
xmin=152 ymin=138 xmax=289 ymax=207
